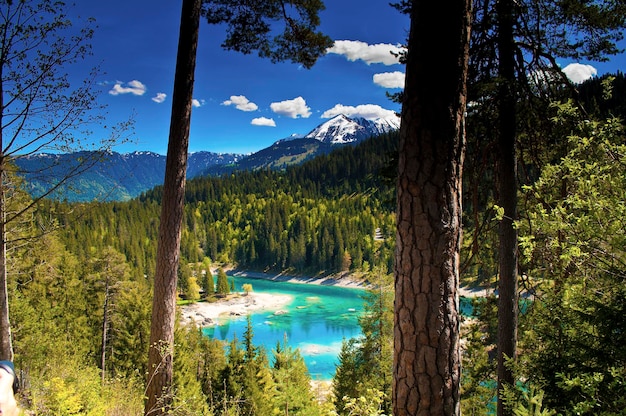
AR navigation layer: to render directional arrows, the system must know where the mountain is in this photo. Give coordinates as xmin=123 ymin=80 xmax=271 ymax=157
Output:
xmin=205 ymin=114 xmax=400 ymax=175
xmin=14 ymin=114 xmax=399 ymax=202
xmin=303 ymin=114 xmax=400 ymax=144
xmin=14 ymin=150 xmax=243 ymax=202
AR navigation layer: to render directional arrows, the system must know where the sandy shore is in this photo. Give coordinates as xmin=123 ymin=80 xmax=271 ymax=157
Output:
xmin=179 ymin=269 xmax=489 ymax=327
xmin=180 ymin=291 xmax=294 ymax=327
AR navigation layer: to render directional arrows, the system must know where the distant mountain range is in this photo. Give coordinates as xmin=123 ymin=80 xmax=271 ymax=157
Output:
xmin=14 ymin=114 xmax=400 ymax=202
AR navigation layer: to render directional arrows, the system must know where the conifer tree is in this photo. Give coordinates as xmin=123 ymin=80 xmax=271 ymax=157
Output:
xmin=215 ymin=268 xmax=230 ymax=295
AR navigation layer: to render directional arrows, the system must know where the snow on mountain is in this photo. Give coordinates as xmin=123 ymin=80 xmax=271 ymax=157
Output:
xmin=304 ymin=114 xmax=400 ymax=145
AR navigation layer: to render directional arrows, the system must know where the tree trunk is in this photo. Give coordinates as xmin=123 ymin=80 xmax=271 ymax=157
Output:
xmin=393 ymin=1 xmax=471 ymax=415
xmin=0 ymin=172 xmax=13 ymax=361
xmin=144 ymin=0 xmax=200 ymax=414
xmin=496 ymin=0 xmax=518 ymax=414
xmin=101 ymin=278 xmax=110 ymax=383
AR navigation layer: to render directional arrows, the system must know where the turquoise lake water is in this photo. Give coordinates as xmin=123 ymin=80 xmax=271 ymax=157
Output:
xmin=202 ymin=275 xmax=476 ymax=381
xmin=202 ymin=276 xmax=367 ymax=380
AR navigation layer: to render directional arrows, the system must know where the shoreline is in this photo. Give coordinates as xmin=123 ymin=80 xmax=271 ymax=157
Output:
xmin=180 ymin=268 xmax=490 ymax=327
xmin=180 ymin=291 xmax=294 ymax=327
xmin=226 ymin=268 xmax=370 ymax=289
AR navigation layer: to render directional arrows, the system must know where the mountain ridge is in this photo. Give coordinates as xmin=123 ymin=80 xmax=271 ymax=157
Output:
xmin=14 ymin=114 xmax=400 ymax=202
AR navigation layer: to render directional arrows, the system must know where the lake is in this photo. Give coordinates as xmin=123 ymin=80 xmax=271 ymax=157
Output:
xmin=202 ymin=276 xmax=366 ymax=380
xmin=202 ymin=275 xmax=476 ymax=381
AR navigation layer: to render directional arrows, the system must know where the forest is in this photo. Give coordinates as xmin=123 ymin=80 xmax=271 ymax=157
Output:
xmin=2 ymin=0 xmax=626 ymax=414
xmin=1 ymin=71 xmax=624 ymax=414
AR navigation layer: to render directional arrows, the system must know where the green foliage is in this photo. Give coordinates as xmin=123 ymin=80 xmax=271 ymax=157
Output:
xmin=460 ymin=296 xmax=498 ymax=414
xmin=200 ymin=258 xmax=215 ymax=298
xmin=272 ymin=339 xmax=320 ymax=416
xmin=339 ymin=388 xmax=386 ymax=416
xmin=333 ymin=269 xmax=393 ymax=415
xmin=202 ymin=0 xmax=333 ymax=69
xmin=519 ymin=98 xmax=626 ymax=414
xmin=28 ymin=356 xmax=143 ymax=416
xmin=216 ymin=268 xmax=230 ymax=295
xmin=501 ymin=385 xmax=556 ymax=416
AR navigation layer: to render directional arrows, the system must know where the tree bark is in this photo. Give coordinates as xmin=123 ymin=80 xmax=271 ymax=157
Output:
xmin=393 ymin=1 xmax=471 ymax=415
xmin=496 ymin=0 xmax=518 ymax=414
xmin=144 ymin=0 xmax=200 ymax=414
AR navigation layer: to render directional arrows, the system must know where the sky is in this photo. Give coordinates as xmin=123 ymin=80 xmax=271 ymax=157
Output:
xmin=67 ymin=1 xmax=626 ymax=155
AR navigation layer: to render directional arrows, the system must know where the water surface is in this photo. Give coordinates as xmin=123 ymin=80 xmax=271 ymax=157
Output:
xmin=202 ymin=276 xmax=366 ymax=380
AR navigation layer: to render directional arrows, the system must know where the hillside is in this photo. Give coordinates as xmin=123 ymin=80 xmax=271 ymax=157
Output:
xmin=13 ymin=114 xmax=399 ymax=202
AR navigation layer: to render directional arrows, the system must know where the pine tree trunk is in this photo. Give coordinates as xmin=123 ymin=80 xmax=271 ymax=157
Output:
xmin=496 ymin=1 xmax=518 ymax=414
xmin=393 ymin=1 xmax=471 ymax=415
xmin=144 ymin=0 xmax=200 ymax=414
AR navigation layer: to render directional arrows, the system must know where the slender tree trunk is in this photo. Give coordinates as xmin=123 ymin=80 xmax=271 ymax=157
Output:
xmin=0 ymin=172 xmax=12 ymax=361
xmin=496 ymin=0 xmax=518 ymax=414
xmin=0 ymin=61 xmax=13 ymax=361
xmin=101 ymin=279 xmax=109 ymax=383
xmin=393 ymin=1 xmax=471 ymax=415
xmin=144 ymin=0 xmax=200 ymax=414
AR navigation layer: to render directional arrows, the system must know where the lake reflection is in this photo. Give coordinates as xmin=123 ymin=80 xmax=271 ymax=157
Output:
xmin=202 ymin=276 xmax=367 ymax=381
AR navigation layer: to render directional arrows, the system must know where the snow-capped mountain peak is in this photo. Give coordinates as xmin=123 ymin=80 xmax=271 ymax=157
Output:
xmin=304 ymin=114 xmax=399 ymax=144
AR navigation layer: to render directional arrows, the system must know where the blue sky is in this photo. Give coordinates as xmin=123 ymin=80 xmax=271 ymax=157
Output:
xmin=69 ymin=1 xmax=625 ymax=155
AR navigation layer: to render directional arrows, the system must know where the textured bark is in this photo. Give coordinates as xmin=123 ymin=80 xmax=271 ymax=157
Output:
xmin=393 ymin=1 xmax=471 ymax=415
xmin=496 ymin=0 xmax=518 ymax=414
xmin=144 ymin=0 xmax=200 ymax=414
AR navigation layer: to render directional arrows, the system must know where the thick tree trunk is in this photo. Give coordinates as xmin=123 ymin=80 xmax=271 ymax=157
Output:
xmin=496 ymin=0 xmax=518 ymax=414
xmin=144 ymin=0 xmax=200 ymax=414
xmin=393 ymin=1 xmax=471 ymax=415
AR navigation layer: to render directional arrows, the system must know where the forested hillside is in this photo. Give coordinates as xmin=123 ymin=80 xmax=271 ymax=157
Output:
xmin=40 ymin=131 xmax=399 ymax=280
xmin=5 ymin=73 xmax=626 ymax=415
xmin=4 ymin=0 xmax=626 ymax=412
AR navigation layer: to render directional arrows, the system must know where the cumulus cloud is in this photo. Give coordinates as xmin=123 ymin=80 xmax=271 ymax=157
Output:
xmin=109 ymin=80 xmax=147 ymax=96
xmin=562 ymin=63 xmax=597 ymax=84
xmin=222 ymin=95 xmax=259 ymax=112
xmin=152 ymin=92 xmax=167 ymax=103
xmin=373 ymin=71 xmax=405 ymax=88
xmin=270 ymin=96 xmax=311 ymax=118
xmin=192 ymin=99 xmax=205 ymax=108
xmin=321 ymin=104 xmax=398 ymax=120
xmin=251 ymin=117 xmax=276 ymax=127
xmin=327 ymin=40 xmax=404 ymax=65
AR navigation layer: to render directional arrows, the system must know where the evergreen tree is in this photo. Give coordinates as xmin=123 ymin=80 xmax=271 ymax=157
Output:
xmin=200 ymin=258 xmax=215 ymax=299
xmin=333 ymin=270 xmax=393 ymax=414
xmin=215 ymin=268 xmax=230 ymax=295
xmin=272 ymin=338 xmax=320 ymax=416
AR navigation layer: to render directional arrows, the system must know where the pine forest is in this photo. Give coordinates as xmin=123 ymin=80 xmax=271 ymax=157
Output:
xmin=2 ymin=0 xmax=626 ymax=415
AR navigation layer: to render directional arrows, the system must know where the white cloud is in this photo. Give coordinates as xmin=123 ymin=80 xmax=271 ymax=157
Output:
xmin=192 ymin=99 xmax=205 ymax=108
xmin=270 ymin=96 xmax=311 ymax=118
xmin=562 ymin=63 xmax=597 ymax=84
xmin=152 ymin=92 xmax=167 ymax=103
xmin=109 ymin=80 xmax=147 ymax=96
xmin=327 ymin=40 xmax=404 ymax=65
xmin=373 ymin=71 xmax=405 ymax=88
xmin=321 ymin=104 xmax=398 ymax=120
xmin=222 ymin=95 xmax=258 ymax=112
xmin=251 ymin=117 xmax=276 ymax=127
